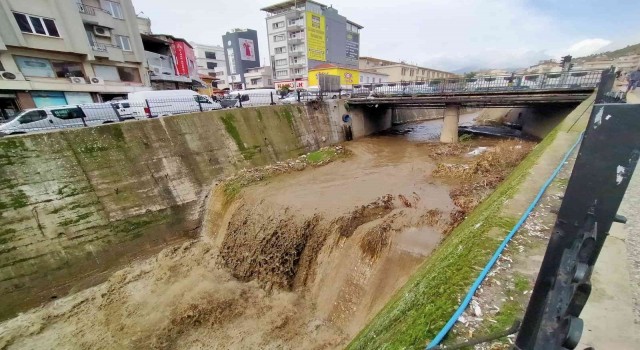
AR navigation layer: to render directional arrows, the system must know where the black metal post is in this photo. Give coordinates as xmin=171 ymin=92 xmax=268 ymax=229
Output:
xmin=145 ymin=99 xmax=151 ymax=118
xmin=197 ymin=97 xmax=203 ymax=112
xmin=110 ymin=103 xmax=122 ymax=121
xmin=270 ymin=91 xmax=275 ymax=105
xmin=297 ymin=90 xmax=301 ymax=103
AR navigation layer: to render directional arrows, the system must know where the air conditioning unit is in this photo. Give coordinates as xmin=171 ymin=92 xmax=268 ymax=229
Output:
xmin=93 ymin=26 xmax=111 ymax=37
xmin=0 ymin=71 xmax=19 ymax=80
xmin=89 ymin=76 xmax=105 ymax=85
xmin=69 ymin=77 xmax=86 ymax=84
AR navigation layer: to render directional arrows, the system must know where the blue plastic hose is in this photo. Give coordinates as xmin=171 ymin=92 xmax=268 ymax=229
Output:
xmin=426 ymin=133 xmax=584 ymax=349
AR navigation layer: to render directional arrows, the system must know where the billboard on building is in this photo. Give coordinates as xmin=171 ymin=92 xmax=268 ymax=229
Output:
xmin=239 ymin=38 xmax=256 ymax=61
xmin=346 ymin=32 xmax=359 ymax=66
xmin=306 ymin=11 xmax=326 ymax=61
xmin=227 ymin=48 xmax=236 ymax=74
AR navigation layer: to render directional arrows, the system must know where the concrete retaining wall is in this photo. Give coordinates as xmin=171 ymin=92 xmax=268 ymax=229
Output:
xmin=0 ymin=101 xmax=379 ymax=320
xmin=392 ymin=107 xmax=483 ymax=125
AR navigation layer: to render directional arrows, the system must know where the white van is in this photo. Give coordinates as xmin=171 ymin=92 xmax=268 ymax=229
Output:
xmin=127 ymin=90 xmax=222 ymax=118
xmin=0 ymin=104 xmax=119 ymax=135
xmin=227 ymin=89 xmax=278 ymax=107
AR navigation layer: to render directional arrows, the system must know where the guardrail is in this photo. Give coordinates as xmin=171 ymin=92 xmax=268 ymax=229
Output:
xmin=0 ymin=93 xmax=320 ymax=136
xmin=346 ymin=70 xmax=602 ymax=98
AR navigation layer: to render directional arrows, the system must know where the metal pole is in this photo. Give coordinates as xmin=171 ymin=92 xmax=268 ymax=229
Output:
xmin=197 ymin=97 xmax=203 ymax=112
xmin=297 ymin=90 xmax=301 ymax=103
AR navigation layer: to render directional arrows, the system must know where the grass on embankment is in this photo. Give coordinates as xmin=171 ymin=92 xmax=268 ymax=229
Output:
xmin=347 ymin=127 xmax=565 ymax=349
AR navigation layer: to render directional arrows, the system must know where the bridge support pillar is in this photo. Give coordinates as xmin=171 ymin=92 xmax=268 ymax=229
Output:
xmin=440 ymin=104 xmax=460 ymax=143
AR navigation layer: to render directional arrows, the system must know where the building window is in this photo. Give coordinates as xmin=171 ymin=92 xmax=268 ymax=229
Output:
xmin=275 ymin=59 xmax=287 ymax=66
xmin=52 ymin=61 xmax=85 ymax=78
xmin=275 ymin=47 xmax=286 ymax=54
xmin=272 ymin=21 xmax=284 ymax=29
xmin=206 ymin=62 xmax=217 ymax=69
xmin=116 ymin=35 xmax=132 ymax=51
xmin=104 ymin=1 xmax=124 ymax=19
xmin=12 ymin=12 xmax=60 ymax=37
xmin=93 ymin=64 xmax=141 ymax=83
xmin=410 ymin=69 xmax=415 ymax=77
xmin=276 ymin=69 xmax=288 ymax=77
xmin=15 ymin=56 xmax=55 ymax=77
xmin=293 ymin=68 xmax=304 ymax=74
xmin=401 ymin=68 xmax=407 ymax=76
xmin=274 ymin=34 xmax=285 ymax=42
xmin=205 ymin=51 xmax=216 ymax=59
xmin=208 ymin=72 xmax=216 ymax=77
xmin=251 ymin=78 xmax=260 ymax=85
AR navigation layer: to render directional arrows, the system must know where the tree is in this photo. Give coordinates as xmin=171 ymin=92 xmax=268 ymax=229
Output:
xmin=464 ymin=72 xmax=477 ymax=79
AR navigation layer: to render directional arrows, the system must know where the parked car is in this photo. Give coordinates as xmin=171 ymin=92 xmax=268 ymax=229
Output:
xmin=371 ymin=84 xmax=406 ymax=97
xmin=226 ymin=89 xmax=278 ymax=107
xmin=280 ymin=91 xmax=320 ymax=104
xmin=0 ymin=103 xmax=120 ymax=135
xmin=127 ymin=90 xmax=222 ymax=118
xmin=405 ymin=85 xmax=438 ymax=95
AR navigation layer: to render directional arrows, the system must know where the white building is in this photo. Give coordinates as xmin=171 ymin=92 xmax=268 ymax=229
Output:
xmin=244 ymin=66 xmax=273 ymax=89
xmin=261 ymin=0 xmax=362 ymax=89
xmin=358 ymin=70 xmax=388 ymax=84
xmin=190 ymin=42 xmax=227 ymax=89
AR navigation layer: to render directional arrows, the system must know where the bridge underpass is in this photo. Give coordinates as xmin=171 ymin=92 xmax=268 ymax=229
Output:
xmin=347 ymin=87 xmax=596 ymax=143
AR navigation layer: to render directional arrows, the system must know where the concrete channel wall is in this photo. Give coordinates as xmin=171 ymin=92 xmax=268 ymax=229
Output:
xmin=0 ymin=100 xmax=389 ymax=320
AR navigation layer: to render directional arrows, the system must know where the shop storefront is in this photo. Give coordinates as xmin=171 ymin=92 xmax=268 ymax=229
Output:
xmin=0 ymin=93 xmax=19 ymax=121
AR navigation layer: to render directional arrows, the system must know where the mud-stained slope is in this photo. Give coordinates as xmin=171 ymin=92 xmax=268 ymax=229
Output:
xmin=0 ymin=117 xmax=515 ymax=350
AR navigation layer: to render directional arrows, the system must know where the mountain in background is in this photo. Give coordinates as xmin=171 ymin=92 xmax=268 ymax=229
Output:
xmin=578 ymin=42 xmax=640 ymax=60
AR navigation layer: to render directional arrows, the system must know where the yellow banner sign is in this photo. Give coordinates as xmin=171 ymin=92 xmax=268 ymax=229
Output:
xmin=306 ymin=11 xmax=326 ymax=61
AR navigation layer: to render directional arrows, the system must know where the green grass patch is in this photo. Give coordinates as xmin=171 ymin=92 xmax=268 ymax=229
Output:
xmin=2 ymin=190 xmax=29 ymax=210
xmin=111 ymin=212 xmax=167 ymax=239
xmin=486 ymin=298 xmax=522 ymax=335
xmin=256 ymin=109 xmax=263 ymax=123
xmin=279 ymin=106 xmax=295 ymax=129
xmin=347 ymin=125 xmax=571 ymax=349
xmin=306 ymin=148 xmax=338 ymax=164
xmin=514 ymin=273 xmax=530 ymax=293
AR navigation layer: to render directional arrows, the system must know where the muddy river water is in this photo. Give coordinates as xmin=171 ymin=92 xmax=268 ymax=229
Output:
xmin=0 ymin=112 xmax=508 ymax=350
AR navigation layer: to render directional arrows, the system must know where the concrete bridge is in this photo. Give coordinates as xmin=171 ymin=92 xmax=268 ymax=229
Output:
xmin=345 ymin=70 xmax=601 ymax=142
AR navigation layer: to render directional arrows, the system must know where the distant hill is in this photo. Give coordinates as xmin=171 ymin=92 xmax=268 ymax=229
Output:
xmin=579 ymin=43 xmax=640 ymax=60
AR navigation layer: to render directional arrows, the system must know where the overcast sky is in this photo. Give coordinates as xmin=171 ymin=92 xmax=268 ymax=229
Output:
xmin=132 ymin=0 xmax=640 ymax=72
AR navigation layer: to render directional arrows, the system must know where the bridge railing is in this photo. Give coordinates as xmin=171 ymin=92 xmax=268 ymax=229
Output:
xmin=348 ymin=70 xmax=602 ymax=98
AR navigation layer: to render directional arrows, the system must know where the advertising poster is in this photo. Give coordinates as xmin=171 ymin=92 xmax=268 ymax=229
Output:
xmin=239 ymin=38 xmax=256 ymax=61
xmin=346 ymin=32 xmax=360 ymax=65
xmin=305 ymin=11 xmax=326 ymax=61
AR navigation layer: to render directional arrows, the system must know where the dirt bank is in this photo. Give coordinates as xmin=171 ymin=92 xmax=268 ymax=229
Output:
xmin=0 ymin=116 xmax=530 ymax=349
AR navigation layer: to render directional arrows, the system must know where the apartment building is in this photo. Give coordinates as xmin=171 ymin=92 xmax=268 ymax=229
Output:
xmin=0 ymin=0 xmax=150 ymax=118
xmin=244 ymin=66 xmax=273 ymax=89
xmin=191 ymin=42 xmax=227 ymax=89
xmin=359 ymin=57 xmax=456 ymax=82
xmin=261 ymin=0 xmax=362 ymax=90
xmin=222 ymin=29 xmax=261 ymax=90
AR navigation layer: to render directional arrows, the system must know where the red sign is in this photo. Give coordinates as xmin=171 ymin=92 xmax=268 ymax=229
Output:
xmin=171 ymin=41 xmax=196 ymax=77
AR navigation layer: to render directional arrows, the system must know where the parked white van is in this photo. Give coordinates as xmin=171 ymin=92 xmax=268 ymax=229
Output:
xmin=0 ymin=104 xmax=120 ymax=135
xmin=227 ymin=89 xmax=278 ymax=107
xmin=127 ymin=90 xmax=222 ymax=118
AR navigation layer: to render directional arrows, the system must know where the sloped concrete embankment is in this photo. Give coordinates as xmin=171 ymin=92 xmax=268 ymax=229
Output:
xmin=347 ymin=94 xmax=594 ymax=349
xmin=0 ymin=101 xmax=378 ymax=320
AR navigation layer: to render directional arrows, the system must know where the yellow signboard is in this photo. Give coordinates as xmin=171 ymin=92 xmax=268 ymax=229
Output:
xmin=306 ymin=11 xmax=326 ymax=61
xmin=308 ymin=67 xmax=360 ymax=86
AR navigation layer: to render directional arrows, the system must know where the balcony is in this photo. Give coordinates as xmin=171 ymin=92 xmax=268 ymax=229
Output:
xmin=287 ymin=49 xmax=305 ymax=57
xmin=91 ymin=42 xmax=107 ymax=52
xmin=290 ymin=62 xmax=305 ymax=69
xmin=286 ymin=24 xmax=303 ymax=32
xmin=285 ymin=9 xmax=303 ymax=19
xmin=77 ymin=3 xmax=112 ymax=16
xmin=288 ymin=37 xmax=304 ymax=45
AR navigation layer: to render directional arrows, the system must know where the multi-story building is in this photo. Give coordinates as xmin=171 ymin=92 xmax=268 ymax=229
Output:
xmin=0 ymin=0 xmax=150 ymax=118
xmin=244 ymin=66 xmax=273 ymax=89
xmin=359 ymin=57 xmax=456 ymax=82
xmin=191 ymin=42 xmax=227 ymax=89
xmin=525 ymin=60 xmax=562 ymax=74
xmin=222 ymin=29 xmax=260 ymax=90
xmin=261 ymin=0 xmax=363 ymax=90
